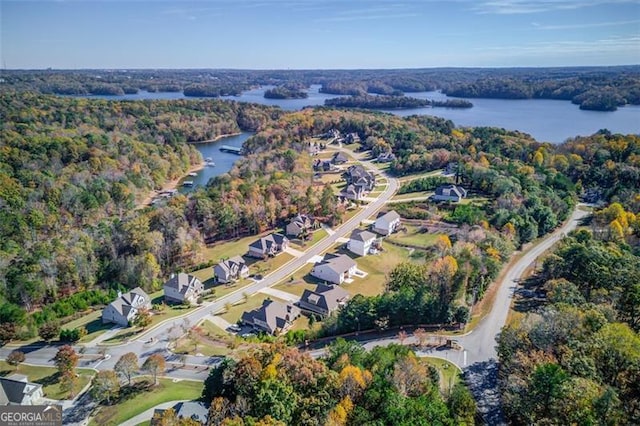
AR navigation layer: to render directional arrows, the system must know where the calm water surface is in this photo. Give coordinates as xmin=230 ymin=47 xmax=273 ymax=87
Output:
xmin=84 ymin=84 xmax=639 ymax=144
xmin=178 ymin=132 xmax=251 ymax=193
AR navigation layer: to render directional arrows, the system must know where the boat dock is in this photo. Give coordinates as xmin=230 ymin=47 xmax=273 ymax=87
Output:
xmin=219 ymin=145 xmax=243 ymax=155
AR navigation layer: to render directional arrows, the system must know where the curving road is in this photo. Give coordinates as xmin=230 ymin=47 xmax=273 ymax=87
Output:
xmin=0 ymin=148 xmax=398 ymax=381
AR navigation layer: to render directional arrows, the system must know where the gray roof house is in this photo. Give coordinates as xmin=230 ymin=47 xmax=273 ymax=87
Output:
xmin=347 ymin=229 xmax=377 ymax=256
xmin=331 ymin=152 xmax=349 ymax=164
xmin=0 ymin=375 xmax=44 ymax=405
xmin=247 ymin=233 xmax=289 ymax=258
xmin=374 ymin=210 xmax=401 ymax=236
xmin=298 ymin=284 xmax=350 ymax=317
xmin=344 ymin=164 xmax=376 ymax=192
xmin=152 ymin=401 xmax=209 ymax=425
xmin=164 ymin=273 xmax=203 ymax=305
xmin=433 ymin=184 xmax=468 ymax=202
xmin=241 ymin=299 xmax=301 ymax=335
xmin=341 ymin=184 xmax=365 ymax=201
xmin=102 ymin=287 xmax=151 ymax=326
xmin=311 ymin=253 xmax=357 ymax=285
xmin=214 ymin=256 xmax=249 ymax=284
xmin=285 ymin=214 xmax=318 ymax=238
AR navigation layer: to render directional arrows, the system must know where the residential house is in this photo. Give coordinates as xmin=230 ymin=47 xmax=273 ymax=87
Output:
xmin=374 ymin=210 xmax=401 ymax=236
xmin=443 ymin=162 xmax=458 ymax=176
xmin=0 ymin=375 xmax=43 ymax=405
xmin=347 ymin=229 xmax=377 ymax=256
xmin=321 ymin=129 xmax=341 ymax=140
xmin=311 ymin=253 xmax=357 ymax=285
xmin=247 ymin=233 xmax=289 ymax=258
xmin=340 ymin=184 xmax=365 ymax=201
xmin=241 ymin=299 xmax=301 ymax=335
xmin=164 ymin=273 xmax=204 ymax=305
xmin=345 ymin=132 xmax=360 ymax=143
xmin=102 ymin=287 xmax=151 ymax=326
xmin=286 ymin=214 xmax=318 ymax=238
xmin=331 ymin=152 xmax=349 ymax=164
xmin=433 ymin=184 xmax=468 ymax=202
xmin=376 ymin=152 xmax=396 ymax=163
xmin=313 ymin=159 xmax=334 ymax=172
xmin=343 ymin=164 xmax=376 ymax=192
xmin=298 ymin=284 xmax=350 ymax=317
xmin=152 ymin=401 xmax=209 ymax=425
xmin=214 ymin=256 xmax=249 ymax=284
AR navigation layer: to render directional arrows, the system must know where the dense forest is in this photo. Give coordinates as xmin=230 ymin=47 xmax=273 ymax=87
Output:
xmin=264 ymin=86 xmax=308 ymax=99
xmin=324 ymin=95 xmax=472 ymax=109
xmin=2 ymin=66 xmax=638 ymax=110
xmin=202 ymin=341 xmax=476 ymax=425
xmin=496 ymin=133 xmax=640 ymax=425
xmin=0 ymin=93 xmax=283 ymax=340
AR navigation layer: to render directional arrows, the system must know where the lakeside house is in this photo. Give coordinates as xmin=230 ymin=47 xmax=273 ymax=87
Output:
xmin=298 ymin=284 xmax=350 ymax=317
xmin=347 ymin=229 xmax=377 ymax=256
xmin=163 ymin=272 xmax=203 ymax=305
xmin=285 ymin=214 xmax=318 ymax=238
xmin=373 ymin=210 xmax=401 ymax=236
xmin=247 ymin=233 xmax=289 ymax=258
xmin=241 ymin=299 xmax=301 ymax=335
xmin=0 ymin=375 xmax=43 ymax=405
xmin=214 ymin=256 xmax=249 ymax=284
xmin=102 ymin=287 xmax=151 ymax=327
xmin=433 ymin=184 xmax=468 ymax=202
xmin=311 ymin=253 xmax=357 ymax=285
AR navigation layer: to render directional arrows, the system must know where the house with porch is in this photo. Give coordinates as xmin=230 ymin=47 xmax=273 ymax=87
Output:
xmin=285 ymin=214 xmax=318 ymax=238
xmin=164 ymin=272 xmax=204 ymax=305
xmin=214 ymin=256 xmax=249 ymax=284
xmin=248 ymin=233 xmax=289 ymax=258
xmin=102 ymin=287 xmax=151 ymax=326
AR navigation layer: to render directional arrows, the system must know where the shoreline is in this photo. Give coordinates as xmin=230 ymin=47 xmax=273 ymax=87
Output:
xmin=188 ymin=132 xmax=242 ymax=144
xmin=135 ymin=162 xmax=204 ymax=209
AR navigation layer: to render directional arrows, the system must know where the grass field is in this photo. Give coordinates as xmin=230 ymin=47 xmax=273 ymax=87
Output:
xmin=398 ymin=170 xmax=443 ymax=183
xmin=60 ymin=310 xmax=112 ymax=343
xmin=89 ymin=377 xmax=202 ymax=426
xmin=386 ymin=225 xmax=442 ymax=248
xmin=290 ymin=228 xmax=328 ymax=249
xmin=0 ymin=361 xmax=95 ymax=400
xmin=391 ymin=191 xmax=434 ymax=201
xmin=422 ymin=357 xmax=462 ymax=394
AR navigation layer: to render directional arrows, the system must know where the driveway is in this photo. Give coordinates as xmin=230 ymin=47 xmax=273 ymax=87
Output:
xmin=259 ymin=287 xmax=301 ymax=303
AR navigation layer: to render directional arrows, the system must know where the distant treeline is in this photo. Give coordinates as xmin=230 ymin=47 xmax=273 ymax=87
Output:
xmin=2 ymin=66 xmax=638 ymax=110
xmin=325 ymin=95 xmax=472 ymax=109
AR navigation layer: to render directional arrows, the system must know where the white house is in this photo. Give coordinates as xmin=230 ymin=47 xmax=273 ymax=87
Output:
xmin=433 ymin=185 xmax=467 ymax=202
xmin=0 ymin=375 xmax=43 ymax=405
xmin=311 ymin=254 xmax=357 ymax=285
xmin=347 ymin=229 xmax=377 ymax=256
xmin=163 ymin=272 xmax=204 ymax=305
xmin=102 ymin=287 xmax=152 ymax=326
xmin=214 ymin=256 xmax=249 ymax=284
xmin=374 ymin=210 xmax=401 ymax=236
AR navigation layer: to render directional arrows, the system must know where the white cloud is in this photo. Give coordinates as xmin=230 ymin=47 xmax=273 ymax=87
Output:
xmin=533 ymin=18 xmax=640 ymax=30
xmin=472 ymin=0 xmax=637 ymax=15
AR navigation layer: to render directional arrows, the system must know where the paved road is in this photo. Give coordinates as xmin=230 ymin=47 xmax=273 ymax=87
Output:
xmin=0 ymin=148 xmax=398 ymax=381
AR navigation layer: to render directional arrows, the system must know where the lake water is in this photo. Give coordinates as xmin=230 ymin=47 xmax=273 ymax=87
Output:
xmin=82 ymin=84 xmax=639 ymax=144
xmin=178 ymin=132 xmax=251 ymax=193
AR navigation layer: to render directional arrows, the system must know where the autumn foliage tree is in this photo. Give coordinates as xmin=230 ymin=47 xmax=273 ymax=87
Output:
xmin=142 ymin=354 xmax=165 ymax=385
xmin=114 ymin=352 xmax=139 ymax=386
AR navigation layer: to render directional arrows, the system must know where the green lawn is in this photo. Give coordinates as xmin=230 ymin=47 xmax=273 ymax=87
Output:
xmin=459 ymin=196 xmax=490 ymax=206
xmin=90 ymin=377 xmax=203 ymax=426
xmin=397 ymin=170 xmax=443 ymax=183
xmin=422 ymin=357 xmax=462 ymax=394
xmin=200 ymin=232 xmax=271 ymax=264
xmin=273 ymin=264 xmax=318 ymax=297
xmin=391 ymin=191 xmax=434 ymax=201
xmin=57 ymin=310 xmax=112 ymax=344
xmin=290 ymin=228 xmax=328 ymax=249
xmin=386 ymin=225 xmax=442 ymax=248
xmin=0 ymin=361 xmax=95 ymax=400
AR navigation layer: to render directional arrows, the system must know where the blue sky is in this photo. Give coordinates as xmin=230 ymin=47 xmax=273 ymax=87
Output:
xmin=1 ymin=0 xmax=639 ymax=69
